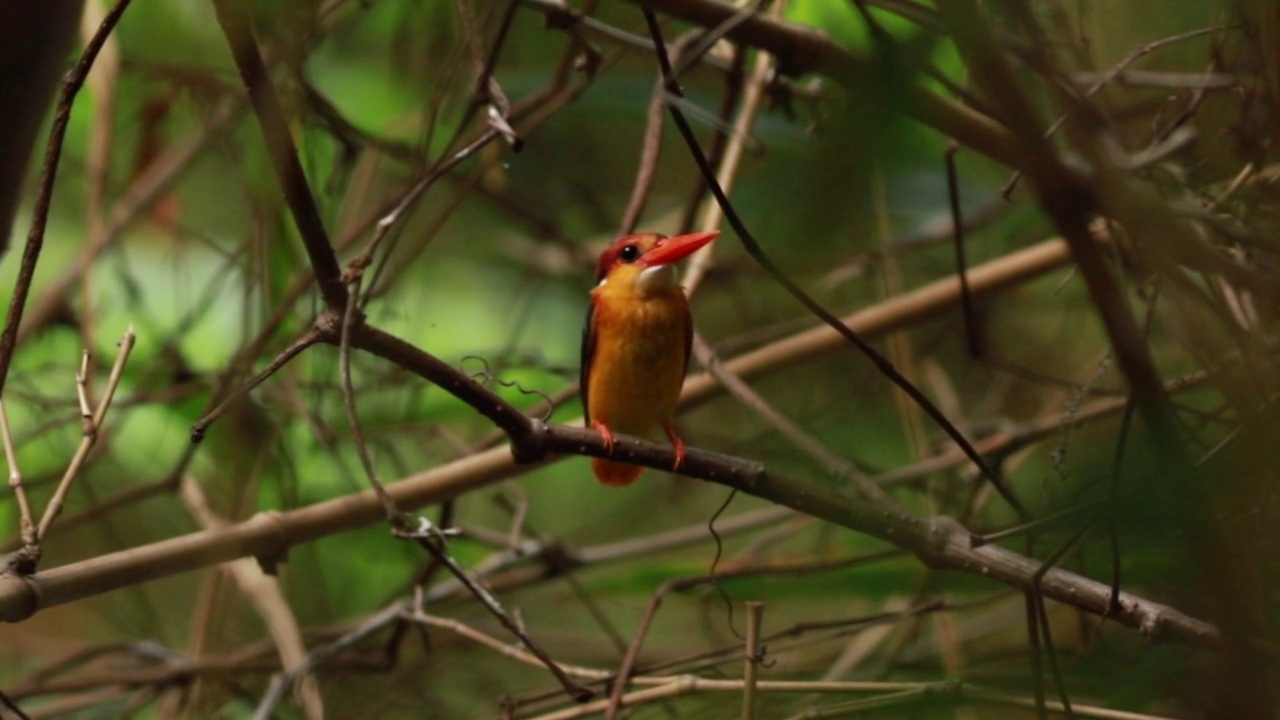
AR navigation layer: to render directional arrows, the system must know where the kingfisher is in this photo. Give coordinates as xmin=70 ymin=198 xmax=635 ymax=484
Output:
xmin=580 ymin=230 xmax=720 ymax=486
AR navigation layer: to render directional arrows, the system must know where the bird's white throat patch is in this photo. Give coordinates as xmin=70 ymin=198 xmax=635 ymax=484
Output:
xmin=636 ymin=264 xmax=678 ymax=297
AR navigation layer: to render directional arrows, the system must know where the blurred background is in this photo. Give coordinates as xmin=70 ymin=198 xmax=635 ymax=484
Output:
xmin=1 ymin=0 xmax=1277 ymax=717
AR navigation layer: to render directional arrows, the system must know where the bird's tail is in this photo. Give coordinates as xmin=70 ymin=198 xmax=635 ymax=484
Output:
xmin=592 ymin=457 xmax=642 ymax=487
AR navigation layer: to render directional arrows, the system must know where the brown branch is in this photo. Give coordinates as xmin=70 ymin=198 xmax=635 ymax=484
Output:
xmin=691 ymin=333 xmax=871 ymax=489
xmin=190 ymin=328 xmax=325 ymax=442
xmin=0 ymin=400 xmax=35 ymax=554
xmin=0 ymin=0 xmax=135 ymax=398
xmin=741 ymin=601 xmax=765 ymax=720
xmin=403 ymin=608 xmax=617 ymax=681
xmin=681 ymin=238 xmax=1072 ymax=408
xmin=211 ymin=0 xmax=348 ymax=311
xmin=32 ymin=327 xmax=137 ymax=554
xmin=337 ymin=279 xmax=402 ymax=523
xmin=0 ymin=238 xmax=1074 ymax=615
xmin=179 ymin=474 xmax=324 ymax=720
xmin=10 ymin=640 xmax=281 ymax=702
xmin=529 ymin=675 xmax=1176 ymax=720
xmin=0 ymin=413 xmax=1225 ymax=653
xmin=604 ymin=578 xmax=682 ymax=719
xmin=0 ymin=235 xmax=1223 ymax=656
xmin=617 ymin=42 xmax=678 ymax=236
xmin=396 ymin=519 xmax=595 ymax=703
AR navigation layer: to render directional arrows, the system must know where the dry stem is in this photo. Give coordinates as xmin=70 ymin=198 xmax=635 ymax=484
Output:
xmin=35 ymin=326 xmax=137 ymax=544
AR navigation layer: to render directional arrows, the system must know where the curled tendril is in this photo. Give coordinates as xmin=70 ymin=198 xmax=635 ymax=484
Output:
xmin=752 ymin=646 xmax=777 ymax=669
xmin=707 ymin=487 xmax=745 ymax=641
xmin=461 ymin=355 xmax=555 ymax=423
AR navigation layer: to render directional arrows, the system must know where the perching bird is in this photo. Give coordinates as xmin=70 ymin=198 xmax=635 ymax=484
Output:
xmin=581 ymin=230 xmax=719 ymax=486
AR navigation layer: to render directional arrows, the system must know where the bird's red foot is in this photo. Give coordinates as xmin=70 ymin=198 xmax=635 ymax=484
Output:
xmin=590 ymin=420 xmax=640 ymax=487
xmin=592 ymin=420 xmax=616 ymax=454
xmin=664 ymin=423 xmax=686 ymax=471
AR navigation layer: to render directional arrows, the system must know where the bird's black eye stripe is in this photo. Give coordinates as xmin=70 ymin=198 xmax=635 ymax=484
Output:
xmin=619 ymin=245 xmax=640 ymax=262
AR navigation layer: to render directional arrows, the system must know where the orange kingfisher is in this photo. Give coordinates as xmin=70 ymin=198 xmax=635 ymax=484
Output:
xmin=580 ymin=230 xmax=720 ymax=486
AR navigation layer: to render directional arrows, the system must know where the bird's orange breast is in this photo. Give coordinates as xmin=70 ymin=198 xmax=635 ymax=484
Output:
xmin=586 ymin=286 xmax=691 ymax=441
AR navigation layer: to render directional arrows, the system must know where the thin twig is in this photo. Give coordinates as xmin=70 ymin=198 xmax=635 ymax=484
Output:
xmin=252 ymin=601 xmax=409 ymax=720
xmin=353 ymin=127 xmax=502 ymax=309
xmin=617 ymin=33 xmax=685 ymax=235
xmin=532 ymin=674 xmax=1176 ymax=720
xmin=1003 ymin=25 xmax=1231 ymax=195
xmin=0 ymin=686 xmax=30 ymax=720
xmin=338 ymin=277 xmax=402 ymax=522
xmin=691 ymin=333 xmax=873 ymax=492
xmin=190 ymin=328 xmax=326 ymax=442
xmin=945 ymin=141 xmax=983 ymax=356
xmin=0 ymin=399 xmax=35 ymax=556
xmin=35 ymin=326 xmax=137 ymax=545
xmin=684 ymin=0 xmax=784 ymax=295
xmin=742 ymin=601 xmax=765 ymax=720
xmin=74 ymin=351 xmax=93 ymax=427
xmin=604 ymin=579 xmax=682 ymax=720
xmin=395 ymin=516 xmax=595 ymax=703
xmin=404 ymin=608 xmax=616 ymax=681
xmin=0 ymin=444 xmax=199 ymax=555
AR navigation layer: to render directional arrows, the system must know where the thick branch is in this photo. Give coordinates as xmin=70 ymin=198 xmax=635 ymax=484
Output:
xmin=211 ymin=0 xmax=348 ymax=311
xmin=0 ymin=240 xmax=1220 ymax=651
xmin=0 ymin=238 xmax=1072 ymax=612
xmin=0 ymin=235 xmax=1211 ymax=651
xmin=0 ymin=421 xmax=1222 ymax=651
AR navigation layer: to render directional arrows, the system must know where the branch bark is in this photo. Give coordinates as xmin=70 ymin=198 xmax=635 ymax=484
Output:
xmin=0 ymin=237 xmax=1222 ymax=653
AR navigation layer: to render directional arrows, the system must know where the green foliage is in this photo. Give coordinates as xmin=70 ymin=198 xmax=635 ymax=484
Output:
xmin=1 ymin=0 xmax=1277 ymax=718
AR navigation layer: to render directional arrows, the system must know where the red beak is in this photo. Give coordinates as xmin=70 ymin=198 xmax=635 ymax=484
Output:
xmin=641 ymin=230 xmax=720 ymax=267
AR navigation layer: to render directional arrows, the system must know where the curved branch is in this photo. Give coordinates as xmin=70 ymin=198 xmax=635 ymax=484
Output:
xmin=0 ymin=418 xmax=1222 ymax=651
xmin=0 ymin=229 xmax=1215 ymax=655
xmin=0 ymin=237 xmax=1070 ymax=605
xmin=0 ymin=235 xmax=1224 ymax=652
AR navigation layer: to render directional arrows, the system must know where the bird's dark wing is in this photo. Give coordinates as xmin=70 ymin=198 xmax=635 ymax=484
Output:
xmin=580 ymin=298 xmax=597 ymax=427
xmin=681 ymin=299 xmax=693 ymax=382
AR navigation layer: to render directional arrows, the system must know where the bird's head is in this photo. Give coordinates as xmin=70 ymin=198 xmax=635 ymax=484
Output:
xmin=593 ymin=230 xmax=720 ymax=298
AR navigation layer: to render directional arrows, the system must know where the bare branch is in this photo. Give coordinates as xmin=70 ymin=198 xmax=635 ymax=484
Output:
xmin=0 ymin=0 xmax=135 ymax=397
xmin=34 ymin=326 xmax=137 ymax=547
xmin=0 ymin=400 xmax=35 ymax=555
xmin=741 ymin=601 xmax=765 ymax=720
xmin=211 ymin=0 xmax=348 ymax=311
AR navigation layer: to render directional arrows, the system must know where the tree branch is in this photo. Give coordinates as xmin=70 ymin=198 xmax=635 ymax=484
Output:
xmin=211 ymin=0 xmax=348 ymax=311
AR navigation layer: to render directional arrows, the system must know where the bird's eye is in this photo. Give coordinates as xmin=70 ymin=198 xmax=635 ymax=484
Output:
xmin=618 ymin=245 xmax=640 ymax=263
